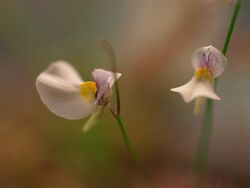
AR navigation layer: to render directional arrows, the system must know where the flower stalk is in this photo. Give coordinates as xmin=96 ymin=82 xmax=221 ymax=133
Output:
xmin=193 ymin=0 xmax=243 ymax=174
xmin=99 ymin=40 xmax=151 ymax=180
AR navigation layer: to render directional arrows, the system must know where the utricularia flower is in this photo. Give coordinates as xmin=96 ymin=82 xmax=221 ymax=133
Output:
xmin=36 ymin=61 xmax=121 ymax=132
xmin=171 ymin=45 xmax=227 ymax=113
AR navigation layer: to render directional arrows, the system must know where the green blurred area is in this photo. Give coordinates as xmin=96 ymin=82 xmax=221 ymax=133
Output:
xmin=1 ymin=0 xmax=250 ymax=187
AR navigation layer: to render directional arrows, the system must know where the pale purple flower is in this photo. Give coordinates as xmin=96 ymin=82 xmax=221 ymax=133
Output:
xmin=171 ymin=46 xmax=227 ymax=110
xmin=36 ymin=61 xmax=121 ymax=131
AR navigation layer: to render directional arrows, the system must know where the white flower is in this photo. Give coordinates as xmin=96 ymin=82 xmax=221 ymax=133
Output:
xmin=36 ymin=60 xmax=121 ymax=132
xmin=171 ymin=45 xmax=227 ymax=106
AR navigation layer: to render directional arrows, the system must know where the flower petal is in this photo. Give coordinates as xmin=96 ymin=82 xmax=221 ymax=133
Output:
xmin=82 ymin=106 xmax=104 ymax=132
xmin=192 ymin=45 xmax=227 ymax=78
xmin=92 ymin=69 xmax=121 ymax=105
xmin=92 ymin=69 xmax=121 ymax=88
xmin=171 ymin=77 xmax=220 ymax=103
xmin=36 ymin=62 xmax=97 ymax=119
xmin=44 ymin=60 xmax=83 ymax=84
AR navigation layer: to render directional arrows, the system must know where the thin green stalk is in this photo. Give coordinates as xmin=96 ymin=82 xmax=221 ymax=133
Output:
xmin=116 ymin=116 xmax=151 ymax=180
xmin=222 ymin=0 xmax=242 ymax=55
xmin=99 ymin=39 xmax=151 ymax=181
xmin=193 ymin=0 xmax=242 ymax=174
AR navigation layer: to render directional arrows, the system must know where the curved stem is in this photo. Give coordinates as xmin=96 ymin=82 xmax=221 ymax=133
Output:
xmin=100 ymin=40 xmax=151 ymax=181
xmin=98 ymin=39 xmax=121 ymax=115
xmin=193 ymin=0 xmax=242 ymax=175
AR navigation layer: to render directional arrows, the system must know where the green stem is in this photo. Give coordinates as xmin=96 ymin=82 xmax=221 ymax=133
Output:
xmin=115 ymin=115 xmax=151 ymax=180
xmin=100 ymin=39 xmax=151 ymax=182
xmin=193 ymin=0 xmax=242 ymax=174
xmin=222 ymin=0 xmax=242 ymax=55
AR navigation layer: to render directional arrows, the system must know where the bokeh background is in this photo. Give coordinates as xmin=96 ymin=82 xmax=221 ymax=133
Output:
xmin=1 ymin=0 xmax=250 ymax=187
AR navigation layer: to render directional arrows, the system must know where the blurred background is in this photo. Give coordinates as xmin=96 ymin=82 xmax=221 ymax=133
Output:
xmin=1 ymin=0 xmax=250 ymax=187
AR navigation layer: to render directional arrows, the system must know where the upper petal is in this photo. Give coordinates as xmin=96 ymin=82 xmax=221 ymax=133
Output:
xmin=171 ymin=77 xmax=220 ymax=103
xmin=192 ymin=45 xmax=227 ymax=78
xmin=92 ymin=69 xmax=121 ymax=88
xmin=36 ymin=62 xmax=97 ymax=120
xmin=92 ymin=69 xmax=121 ymax=105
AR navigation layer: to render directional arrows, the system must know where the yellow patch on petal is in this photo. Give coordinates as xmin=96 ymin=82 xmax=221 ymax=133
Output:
xmin=194 ymin=68 xmax=213 ymax=81
xmin=80 ymin=81 xmax=97 ymax=102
